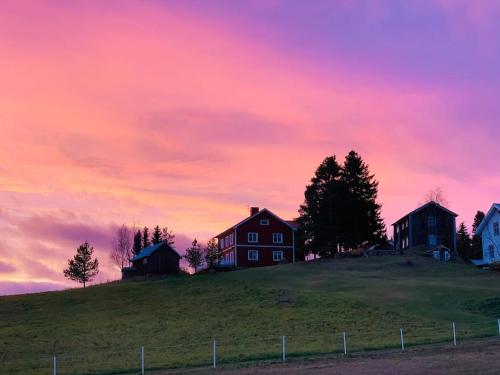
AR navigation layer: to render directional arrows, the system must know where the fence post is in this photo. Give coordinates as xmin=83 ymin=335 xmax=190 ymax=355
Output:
xmin=53 ymin=355 xmax=56 ymax=375
xmin=343 ymin=332 xmax=347 ymax=355
xmin=141 ymin=346 xmax=144 ymax=375
xmin=452 ymin=322 xmax=457 ymax=346
xmin=282 ymin=335 xmax=286 ymax=362
xmin=212 ymin=338 xmax=217 ymax=369
xmin=400 ymin=328 xmax=405 ymax=351
xmin=497 ymin=319 xmax=500 ymax=336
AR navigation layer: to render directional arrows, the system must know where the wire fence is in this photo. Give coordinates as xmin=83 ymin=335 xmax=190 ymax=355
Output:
xmin=3 ymin=319 xmax=500 ymax=375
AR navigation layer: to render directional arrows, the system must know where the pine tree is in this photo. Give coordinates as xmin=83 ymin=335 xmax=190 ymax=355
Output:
xmin=161 ymin=227 xmax=176 ymax=246
xmin=204 ymin=238 xmax=222 ymax=269
xmin=63 ymin=241 xmax=99 ymax=288
xmin=184 ymin=239 xmax=204 ymax=273
xmin=298 ymin=155 xmax=343 ymax=257
xmin=456 ymin=222 xmax=471 ymax=261
xmin=142 ymin=226 xmax=150 ymax=249
xmin=152 ymin=225 xmax=162 ymax=245
xmin=133 ymin=230 xmax=142 ymax=255
xmin=471 ymin=211 xmax=485 ymax=259
xmin=340 ymin=151 xmax=386 ymax=249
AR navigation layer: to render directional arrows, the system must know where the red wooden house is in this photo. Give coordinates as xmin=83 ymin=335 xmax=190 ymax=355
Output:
xmin=215 ymin=207 xmax=298 ymax=268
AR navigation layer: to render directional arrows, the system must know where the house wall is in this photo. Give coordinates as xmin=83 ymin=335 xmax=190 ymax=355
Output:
xmin=236 ymin=211 xmax=294 ymax=267
xmin=410 ymin=205 xmax=456 ymax=251
xmin=482 ymin=210 xmax=500 ymax=263
xmin=216 ymin=210 xmax=295 ymax=268
xmin=393 ymin=216 xmax=409 ymax=251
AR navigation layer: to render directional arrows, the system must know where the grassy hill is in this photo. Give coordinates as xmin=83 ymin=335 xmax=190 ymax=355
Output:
xmin=2 ymin=253 xmax=500 ymax=374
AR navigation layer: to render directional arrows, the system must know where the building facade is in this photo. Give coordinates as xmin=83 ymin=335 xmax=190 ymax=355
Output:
xmin=215 ymin=207 xmax=298 ymax=268
xmin=476 ymin=203 xmax=500 ymax=264
xmin=392 ymin=201 xmax=458 ymax=252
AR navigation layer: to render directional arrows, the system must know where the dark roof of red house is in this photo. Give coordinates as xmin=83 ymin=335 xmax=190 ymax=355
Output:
xmin=215 ymin=208 xmax=298 ymax=238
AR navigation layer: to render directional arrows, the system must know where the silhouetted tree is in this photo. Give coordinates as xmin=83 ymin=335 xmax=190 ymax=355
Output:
xmin=152 ymin=225 xmax=162 ymax=245
xmin=142 ymin=226 xmax=150 ymax=249
xmin=110 ymin=225 xmax=132 ymax=270
xmin=184 ymin=239 xmax=204 ymax=273
xmin=161 ymin=227 xmax=176 ymax=246
xmin=340 ymin=151 xmax=386 ymax=249
xmin=63 ymin=241 xmax=99 ymax=288
xmin=133 ymin=230 xmax=142 ymax=256
xmin=298 ymin=151 xmax=386 ymax=257
xmin=423 ymin=187 xmax=448 ymax=207
xmin=204 ymin=238 xmax=222 ymax=269
xmin=456 ymin=222 xmax=471 ymax=261
xmin=298 ymin=155 xmax=344 ymax=257
xmin=471 ymin=211 xmax=485 ymax=259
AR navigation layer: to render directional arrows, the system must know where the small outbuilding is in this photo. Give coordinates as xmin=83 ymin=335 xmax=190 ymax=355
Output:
xmin=122 ymin=242 xmax=181 ymax=279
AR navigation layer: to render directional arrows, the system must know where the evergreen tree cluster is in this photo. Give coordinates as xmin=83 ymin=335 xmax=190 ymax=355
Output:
xmin=132 ymin=225 xmax=176 ymax=255
xmin=298 ymin=150 xmax=386 ymax=257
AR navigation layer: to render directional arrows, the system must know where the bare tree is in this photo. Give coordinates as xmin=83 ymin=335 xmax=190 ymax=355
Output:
xmin=161 ymin=226 xmax=176 ymax=246
xmin=423 ymin=187 xmax=449 ymax=206
xmin=110 ymin=224 xmax=132 ymax=270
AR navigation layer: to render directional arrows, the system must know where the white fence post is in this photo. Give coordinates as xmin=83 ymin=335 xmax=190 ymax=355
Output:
xmin=400 ymin=328 xmax=405 ymax=351
xmin=141 ymin=346 xmax=144 ymax=375
xmin=53 ymin=355 xmax=56 ymax=375
xmin=343 ymin=332 xmax=347 ymax=355
xmin=282 ymin=335 xmax=286 ymax=362
xmin=452 ymin=322 xmax=457 ymax=346
xmin=212 ymin=338 xmax=217 ymax=369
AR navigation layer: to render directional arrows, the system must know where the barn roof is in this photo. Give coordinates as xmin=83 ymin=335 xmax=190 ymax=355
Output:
xmin=131 ymin=242 xmax=181 ymax=261
xmin=392 ymin=201 xmax=458 ymax=226
xmin=475 ymin=203 xmax=500 ymax=235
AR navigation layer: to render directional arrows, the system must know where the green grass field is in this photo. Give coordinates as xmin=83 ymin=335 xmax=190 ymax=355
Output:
xmin=2 ymin=253 xmax=500 ymax=374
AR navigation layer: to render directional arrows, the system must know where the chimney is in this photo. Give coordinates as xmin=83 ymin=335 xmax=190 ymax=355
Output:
xmin=250 ymin=207 xmax=259 ymax=216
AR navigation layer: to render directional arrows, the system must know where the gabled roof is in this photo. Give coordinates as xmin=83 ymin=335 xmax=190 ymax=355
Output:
xmin=215 ymin=208 xmax=298 ymax=238
xmin=392 ymin=201 xmax=458 ymax=226
xmin=476 ymin=203 xmax=500 ymax=235
xmin=131 ymin=241 xmax=181 ymax=261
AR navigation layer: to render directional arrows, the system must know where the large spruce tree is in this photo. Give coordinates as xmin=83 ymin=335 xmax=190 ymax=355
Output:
xmin=340 ymin=151 xmax=386 ymax=249
xmin=298 ymin=151 xmax=386 ymax=257
xmin=298 ymin=156 xmax=344 ymax=257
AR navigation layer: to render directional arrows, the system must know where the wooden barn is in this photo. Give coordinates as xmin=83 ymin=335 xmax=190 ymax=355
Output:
xmin=392 ymin=201 xmax=458 ymax=253
xmin=122 ymin=242 xmax=181 ymax=279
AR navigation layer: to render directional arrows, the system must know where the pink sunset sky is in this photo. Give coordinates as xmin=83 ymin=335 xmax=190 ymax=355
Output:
xmin=0 ymin=0 xmax=499 ymax=295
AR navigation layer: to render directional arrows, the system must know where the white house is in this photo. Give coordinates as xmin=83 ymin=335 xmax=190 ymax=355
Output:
xmin=475 ymin=203 xmax=500 ymax=264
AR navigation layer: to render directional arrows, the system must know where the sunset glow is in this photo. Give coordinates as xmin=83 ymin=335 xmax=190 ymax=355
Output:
xmin=1 ymin=0 xmax=499 ymax=294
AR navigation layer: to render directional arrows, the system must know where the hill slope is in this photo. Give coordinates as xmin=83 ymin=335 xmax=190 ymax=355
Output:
xmin=2 ymin=254 xmax=500 ymax=374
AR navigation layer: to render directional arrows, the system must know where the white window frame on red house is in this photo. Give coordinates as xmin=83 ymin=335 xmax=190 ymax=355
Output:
xmin=494 ymin=222 xmax=499 ymax=236
xmin=248 ymin=249 xmax=259 ymax=261
xmin=273 ymin=233 xmax=283 ymax=244
xmin=248 ymin=232 xmax=259 ymax=243
xmin=273 ymin=250 xmax=283 ymax=261
xmin=220 ymin=238 xmax=225 ymax=249
xmin=260 ymin=219 xmax=269 ymax=226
